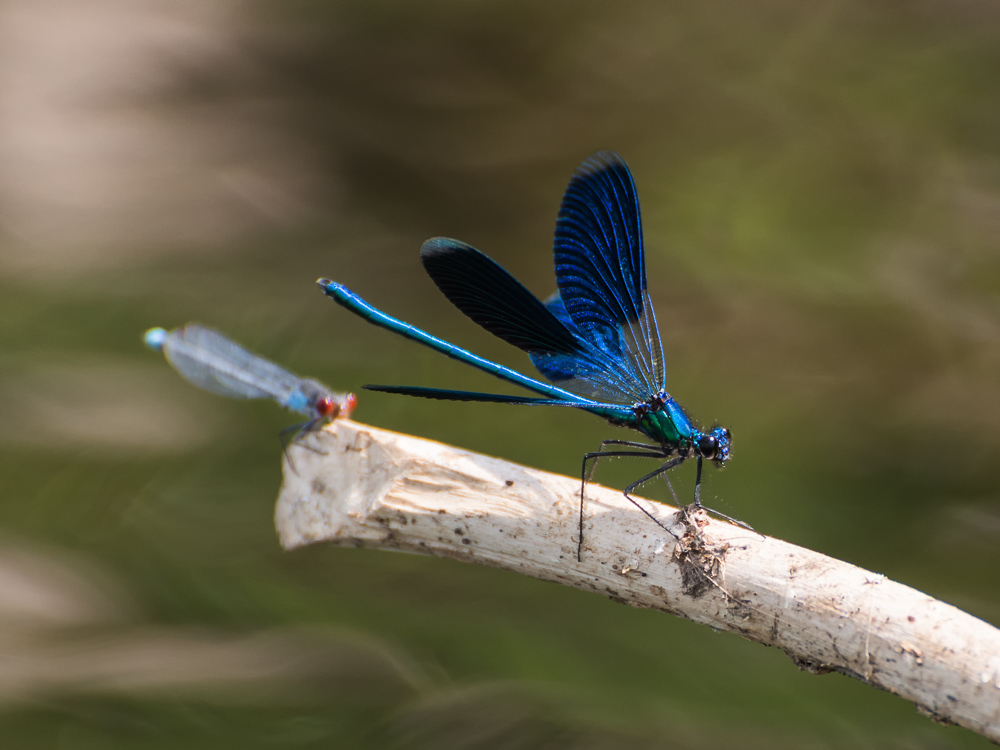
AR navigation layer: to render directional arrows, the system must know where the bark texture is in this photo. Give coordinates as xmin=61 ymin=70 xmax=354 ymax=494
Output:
xmin=275 ymin=419 xmax=1000 ymax=742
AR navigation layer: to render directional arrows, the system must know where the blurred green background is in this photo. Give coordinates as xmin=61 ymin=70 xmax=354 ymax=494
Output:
xmin=1 ymin=0 xmax=998 ymax=747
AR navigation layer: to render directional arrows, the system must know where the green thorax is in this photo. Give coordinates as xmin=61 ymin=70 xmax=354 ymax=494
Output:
xmin=592 ymin=395 xmax=698 ymax=446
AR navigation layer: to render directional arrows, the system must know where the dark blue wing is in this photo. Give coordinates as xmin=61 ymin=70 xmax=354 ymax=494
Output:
xmin=420 ymin=239 xmax=647 ymax=403
xmin=421 ymin=238 xmax=581 ymax=356
xmin=553 ymin=152 xmax=666 ymax=398
xmin=542 ymin=291 xmax=574 ymax=328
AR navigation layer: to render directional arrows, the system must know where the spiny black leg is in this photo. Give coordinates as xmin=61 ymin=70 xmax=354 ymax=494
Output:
xmin=694 ymin=456 xmax=704 ymax=505
xmin=579 ymin=448 xmax=667 ymax=562
xmin=622 ymin=456 xmax=686 ymax=496
xmin=279 ymin=420 xmax=328 ymax=475
xmin=691 ymin=455 xmax=758 ymax=533
xmin=283 ymin=418 xmax=329 ymax=451
xmin=621 ymin=489 xmax=683 ymax=543
xmin=584 ymin=440 xmax=664 ymax=484
xmin=278 ymin=424 xmax=304 ymax=475
xmin=662 ymin=474 xmax=680 ymax=505
xmin=596 ymin=439 xmax=665 ymax=450
xmin=619 ymin=456 xmax=688 ymax=542
xmin=694 ymin=505 xmax=757 ymax=532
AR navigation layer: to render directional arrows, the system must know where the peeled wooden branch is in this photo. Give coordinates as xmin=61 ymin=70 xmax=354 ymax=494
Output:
xmin=275 ymin=419 xmax=1000 ymax=742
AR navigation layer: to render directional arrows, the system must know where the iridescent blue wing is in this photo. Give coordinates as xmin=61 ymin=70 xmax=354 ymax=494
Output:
xmin=420 ymin=238 xmax=581 ymax=356
xmin=542 ymin=291 xmax=574 ymax=329
xmin=528 ymin=291 xmax=638 ymax=399
xmin=420 ymin=239 xmax=647 ymax=403
xmin=553 ymin=152 xmax=666 ymax=398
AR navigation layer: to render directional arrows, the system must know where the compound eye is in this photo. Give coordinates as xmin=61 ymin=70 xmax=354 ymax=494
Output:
xmin=342 ymin=393 xmax=357 ymax=417
xmin=698 ymin=435 xmax=718 ymax=459
xmin=314 ymin=397 xmax=338 ymax=418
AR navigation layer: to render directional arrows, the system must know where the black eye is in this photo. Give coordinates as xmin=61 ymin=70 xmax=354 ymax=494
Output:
xmin=698 ymin=435 xmax=718 ymax=459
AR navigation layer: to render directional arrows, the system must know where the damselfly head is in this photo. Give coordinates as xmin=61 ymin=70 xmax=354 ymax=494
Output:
xmin=698 ymin=426 xmax=732 ymax=465
xmin=313 ymin=392 xmax=356 ymax=419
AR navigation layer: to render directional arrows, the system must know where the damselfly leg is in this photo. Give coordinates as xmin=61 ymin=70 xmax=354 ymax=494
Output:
xmin=279 ymin=418 xmax=329 ymax=475
xmin=690 ymin=457 xmax=759 ymax=534
xmin=579 ymin=442 xmax=675 ymax=561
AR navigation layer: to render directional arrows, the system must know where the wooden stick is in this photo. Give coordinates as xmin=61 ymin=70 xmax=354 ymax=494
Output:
xmin=275 ymin=420 xmax=1000 ymax=742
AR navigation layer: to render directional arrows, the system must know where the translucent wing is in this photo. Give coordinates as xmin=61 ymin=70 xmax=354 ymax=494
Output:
xmin=420 ymin=239 xmax=648 ymax=403
xmin=553 ymin=152 xmax=666 ymax=397
xmin=162 ymin=325 xmax=301 ymax=404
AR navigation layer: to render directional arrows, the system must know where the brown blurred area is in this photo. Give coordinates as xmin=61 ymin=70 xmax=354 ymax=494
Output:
xmin=0 ymin=0 xmax=319 ymax=274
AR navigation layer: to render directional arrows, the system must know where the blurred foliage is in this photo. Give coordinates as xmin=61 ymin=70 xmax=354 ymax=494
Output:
xmin=0 ymin=0 xmax=998 ymax=746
